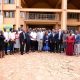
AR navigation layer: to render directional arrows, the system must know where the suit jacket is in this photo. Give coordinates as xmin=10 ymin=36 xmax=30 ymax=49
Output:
xmin=54 ymin=33 xmax=59 ymax=42
xmin=19 ymin=32 xmax=25 ymax=44
xmin=49 ymin=33 xmax=56 ymax=43
xmin=25 ymin=32 xmax=30 ymax=44
xmin=57 ymin=32 xmax=63 ymax=43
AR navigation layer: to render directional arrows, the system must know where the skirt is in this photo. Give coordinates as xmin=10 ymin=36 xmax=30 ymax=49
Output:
xmin=43 ymin=43 xmax=50 ymax=51
xmin=14 ymin=39 xmax=20 ymax=49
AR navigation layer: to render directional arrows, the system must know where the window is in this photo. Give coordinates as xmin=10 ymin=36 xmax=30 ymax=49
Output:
xmin=4 ymin=0 xmax=14 ymax=4
xmin=4 ymin=11 xmax=15 ymax=18
xmin=68 ymin=13 xmax=79 ymax=19
xmin=20 ymin=12 xmax=25 ymax=18
xmin=0 ymin=0 xmax=1 ymax=3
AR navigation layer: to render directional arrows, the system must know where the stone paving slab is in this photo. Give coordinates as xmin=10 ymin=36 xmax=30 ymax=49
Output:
xmin=0 ymin=52 xmax=80 ymax=80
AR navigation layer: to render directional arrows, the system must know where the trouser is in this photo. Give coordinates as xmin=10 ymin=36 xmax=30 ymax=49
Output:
xmin=38 ymin=40 xmax=43 ymax=51
xmin=4 ymin=42 xmax=8 ymax=54
xmin=55 ymin=42 xmax=59 ymax=53
xmin=31 ymin=40 xmax=36 ymax=51
xmin=20 ymin=43 xmax=25 ymax=55
xmin=35 ymin=41 xmax=38 ymax=51
xmin=50 ymin=42 xmax=55 ymax=52
xmin=0 ymin=51 xmax=4 ymax=58
xmin=55 ymin=41 xmax=62 ymax=53
xmin=9 ymin=41 xmax=14 ymax=54
xmin=25 ymin=43 xmax=30 ymax=53
xmin=74 ymin=44 xmax=80 ymax=55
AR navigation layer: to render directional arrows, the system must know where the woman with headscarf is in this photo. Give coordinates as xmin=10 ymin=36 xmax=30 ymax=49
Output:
xmin=66 ymin=32 xmax=75 ymax=56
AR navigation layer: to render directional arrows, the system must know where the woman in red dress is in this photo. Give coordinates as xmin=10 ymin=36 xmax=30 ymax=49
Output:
xmin=66 ymin=32 xmax=75 ymax=56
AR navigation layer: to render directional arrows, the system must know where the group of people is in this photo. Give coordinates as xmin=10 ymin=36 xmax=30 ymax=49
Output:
xmin=0 ymin=27 xmax=80 ymax=58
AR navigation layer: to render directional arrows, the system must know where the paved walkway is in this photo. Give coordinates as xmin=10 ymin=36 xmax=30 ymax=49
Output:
xmin=0 ymin=52 xmax=80 ymax=80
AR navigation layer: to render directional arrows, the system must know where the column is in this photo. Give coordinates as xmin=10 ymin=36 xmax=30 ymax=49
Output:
xmin=16 ymin=0 xmax=21 ymax=30
xmin=78 ymin=25 xmax=80 ymax=31
xmin=0 ymin=0 xmax=3 ymax=30
xmin=61 ymin=0 xmax=67 ymax=30
xmin=26 ymin=24 xmax=29 ymax=31
xmin=55 ymin=23 xmax=59 ymax=29
xmin=24 ymin=21 xmax=27 ymax=30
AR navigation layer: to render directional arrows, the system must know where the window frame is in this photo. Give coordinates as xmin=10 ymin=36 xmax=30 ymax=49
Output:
xmin=4 ymin=11 xmax=15 ymax=18
xmin=4 ymin=0 xmax=15 ymax=4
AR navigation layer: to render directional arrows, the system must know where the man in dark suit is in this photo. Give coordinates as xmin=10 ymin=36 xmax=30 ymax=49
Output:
xmin=25 ymin=29 xmax=30 ymax=53
xmin=49 ymin=29 xmax=56 ymax=52
xmin=54 ymin=30 xmax=59 ymax=53
xmin=19 ymin=28 xmax=26 ymax=55
xmin=57 ymin=29 xmax=63 ymax=53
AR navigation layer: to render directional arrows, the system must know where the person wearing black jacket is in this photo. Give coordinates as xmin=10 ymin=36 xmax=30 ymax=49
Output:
xmin=19 ymin=29 xmax=26 ymax=55
xmin=0 ymin=31 xmax=5 ymax=58
xmin=54 ymin=29 xmax=63 ymax=53
xmin=25 ymin=29 xmax=30 ymax=53
xmin=49 ymin=29 xmax=56 ymax=52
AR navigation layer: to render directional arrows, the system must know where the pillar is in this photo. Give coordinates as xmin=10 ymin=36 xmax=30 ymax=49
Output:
xmin=24 ymin=22 xmax=29 ymax=32
xmin=78 ymin=26 xmax=80 ymax=31
xmin=24 ymin=22 xmax=27 ymax=30
xmin=55 ymin=23 xmax=59 ymax=29
xmin=61 ymin=0 xmax=67 ymax=30
xmin=0 ymin=0 xmax=3 ymax=30
xmin=16 ymin=0 xmax=21 ymax=30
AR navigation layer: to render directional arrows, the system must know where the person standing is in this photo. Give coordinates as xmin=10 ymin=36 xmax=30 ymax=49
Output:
xmin=74 ymin=31 xmax=80 ymax=56
xmin=19 ymin=28 xmax=26 ymax=55
xmin=66 ymin=32 xmax=75 ymax=56
xmin=25 ymin=29 xmax=31 ymax=53
xmin=54 ymin=29 xmax=59 ymax=53
xmin=37 ymin=29 xmax=44 ymax=51
xmin=14 ymin=30 xmax=20 ymax=53
xmin=9 ymin=28 xmax=15 ymax=54
xmin=49 ymin=29 xmax=56 ymax=52
xmin=30 ymin=29 xmax=37 ymax=52
xmin=0 ymin=31 xmax=5 ymax=58
xmin=43 ymin=31 xmax=50 ymax=52
xmin=63 ymin=30 xmax=68 ymax=53
xmin=57 ymin=29 xmax=63 ymax=53
xmin=3 ymin=29 xmax=9 ymax=55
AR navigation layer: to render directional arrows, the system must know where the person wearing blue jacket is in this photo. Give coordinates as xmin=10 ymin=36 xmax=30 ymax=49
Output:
xmin=74 ymin=31 xmax=80 ymax=55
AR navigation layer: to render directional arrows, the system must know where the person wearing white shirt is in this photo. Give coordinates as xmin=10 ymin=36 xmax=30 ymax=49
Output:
xmin=30 ymin=29 xmax=37 ymax=51
xmin=3 ymin=29 xmax=9 ymax=55
xmin=37 ymin=29 xmax=44 ymax=51
xmin=9 ymin=28 xmax=15 ymax=54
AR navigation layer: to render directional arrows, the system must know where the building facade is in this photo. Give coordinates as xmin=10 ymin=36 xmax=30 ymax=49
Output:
xmin=0 ymin=0 xmax=80 ymax=30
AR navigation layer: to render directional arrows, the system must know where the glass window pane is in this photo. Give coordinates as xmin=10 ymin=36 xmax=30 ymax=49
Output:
xmin=10 ymin=0 xmax=14 ymax=4
xmin=4 ymin=0 xmax=9 ymax=4
xmin=0 ymin=0 xmax=1 ymax=3
xmin=5 ymin=12 xmax=9 ymax=17
xmin=10 ymin=11 xmax=14 ymax=18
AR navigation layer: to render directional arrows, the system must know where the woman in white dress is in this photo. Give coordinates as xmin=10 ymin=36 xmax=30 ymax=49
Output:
xmin=14 ymin=30 xmax=20 ymax=52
